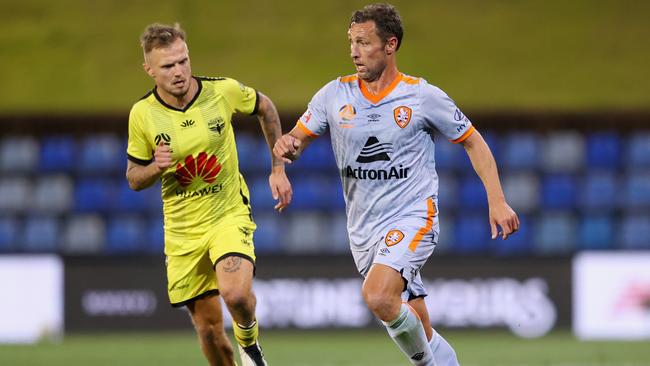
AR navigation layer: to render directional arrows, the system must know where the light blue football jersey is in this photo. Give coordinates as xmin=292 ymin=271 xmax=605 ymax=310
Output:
xmin=297 ymin=73 xmax=475 ymax=250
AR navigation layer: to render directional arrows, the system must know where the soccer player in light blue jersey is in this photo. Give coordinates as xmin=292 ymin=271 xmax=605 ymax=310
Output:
xmin=274 ymin=3 xmax=519 ymax=365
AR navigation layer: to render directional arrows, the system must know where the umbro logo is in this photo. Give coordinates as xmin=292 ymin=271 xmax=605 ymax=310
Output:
xmin=181 ymin=119 xmax=195 ymax=128
xmin=356 ymin=136 xmax=393 ymax=163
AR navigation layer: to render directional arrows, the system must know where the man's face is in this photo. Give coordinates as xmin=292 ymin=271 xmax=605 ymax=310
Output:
xmin=143 ymin=38 xmax=192 ymax=98
xmin=348 ymin=21 xmax=390 ymax=82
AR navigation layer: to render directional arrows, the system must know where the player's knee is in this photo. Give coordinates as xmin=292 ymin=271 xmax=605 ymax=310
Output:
xmin=220 ymin=288 xmax=254 ymax=312
xmin=362 ymin=287 xmax=395 ymax=321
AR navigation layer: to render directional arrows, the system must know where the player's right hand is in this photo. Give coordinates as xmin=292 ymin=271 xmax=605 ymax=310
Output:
xmin=273 ymin=134 xmax=301 ymax=164
xmin=153 ymin=141 xmax=173 ymax=172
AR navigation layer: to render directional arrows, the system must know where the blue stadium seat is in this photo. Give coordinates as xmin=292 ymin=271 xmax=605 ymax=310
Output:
xmin=236 ymin=133 xmax=261 ymax=175
xmin=500 ymin=132 xmax=539 ymax=170
xmin=79 ymin=134 xmax=123 ymax=174
xmin=541 ymin=132 xmax=585 ymax=173
xmin=145 ymin=218 xmax=164 ymax=254
xmin=0 ymin=136 xmax=39 ymax=173
xmin=60 ymin=214 xmax=105 ymax=254
xmin=252 ymin=212 xmax=282 ymax=253
xmin=105 ymin=215 xmax=146 ymax=253
xmin=491 ymin=215 xmax=532 ymax=256
xmin=434 ymin=136 xmax=464 ymax=171
xmin=285 ymin=212 xmax=329 ymax=253
xmin=622 ymin=172 xmax=650 ymax=209
xmin=329 ymin=212 xmax=350 ymax=253
xmin=30 ymin=175 xmax=74 ymax=213
xmin=453 ymin=213 xmax=491 ymax=254
xmin=0 ymin=177 xmax=31 ymax=214
xmin=619 ymin=214 xmax=650 ymax=249
xmin=293 ymin=136 xmax=337 ymax=171
xmin=248 ymin=176 xmax=277 ymax=210
xmin=437 ymin=173 xmax=458 ymax=210
xmin=0 ymin=217 xmax=18 ymax=252
xmin=542 ymin=174 xmax=578 ymax=209
xmin=290 ymin=175 xmax=344 ymax=211
xmin=458 ymin=175 xmax=488 ymax=209
xmin=435 ymin=215 xmax=454 ymax=254
xmin=578 ymin=215 xmax=614 ymax=250
xmin=586 ymin=132 xmax=621 ymax=169
xmin=626 ymin=132 xmax=650 ymax=168
xmin=534 ymin=212 xmax=577 ymax=255
xmin=579 ymin=171 xmax=618 ymax=211
xmin=74 ymin=178 xmax=117 ymax=213
xmin=115 ymin=180 xmax=148 ymax=213
xmin=502 ymin=172 xmax=540 ymax=214
xmin=39 ymin=135 xmax=76 ymax=172
xmin=23 ymin=216 xmax=60 ymax=252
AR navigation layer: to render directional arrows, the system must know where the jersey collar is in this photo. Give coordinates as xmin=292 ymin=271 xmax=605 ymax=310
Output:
xmin=153 ymin=76 xmax=202 ymax=112
xmin=358 ymin=72 xmax=402 ymax=105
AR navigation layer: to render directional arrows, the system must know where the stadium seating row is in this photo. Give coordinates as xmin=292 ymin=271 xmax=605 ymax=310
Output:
xmin=2 ymin=131 xmax=650 ymax=174
xmin=2 ymin=171 xmax=649 ymax=214
xmin=1 ymin=211 xmax=648 ymax=255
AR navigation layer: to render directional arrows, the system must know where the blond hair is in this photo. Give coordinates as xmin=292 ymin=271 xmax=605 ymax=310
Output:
xmin=140 ymin=23 xmax=186 ymax=53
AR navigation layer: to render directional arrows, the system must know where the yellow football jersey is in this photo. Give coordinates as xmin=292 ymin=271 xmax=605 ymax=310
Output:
xmin=127 ymin=76 xmax=258 ymax=252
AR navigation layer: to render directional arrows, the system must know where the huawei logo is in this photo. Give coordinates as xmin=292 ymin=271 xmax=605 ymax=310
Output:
xmin=174 ymin=152 xmax=222 ymax=187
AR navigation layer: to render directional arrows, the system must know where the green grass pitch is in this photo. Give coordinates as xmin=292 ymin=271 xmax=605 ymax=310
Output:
xmin=1 ymin=329 xmax=648 ymax=366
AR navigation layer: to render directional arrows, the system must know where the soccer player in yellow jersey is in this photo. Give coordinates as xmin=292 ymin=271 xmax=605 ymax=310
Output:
xmin=126 ymin=23 xmax=290 ymax=366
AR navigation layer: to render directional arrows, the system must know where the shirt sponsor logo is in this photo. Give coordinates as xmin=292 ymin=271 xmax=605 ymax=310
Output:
xmin=393 ymin=106 xmax=412 ymax=128
xmin=385 ymin=230 xmax=404 ymax=247
xmin=174 ymin=152 xmax=222 ymax=187
xmin=300 ymin=110 xmax=312 ymax=124
xmin=356 ymin=136 xmax=393 ymax=163
xmin=175 ymin=183 xmax=223 ymax=198
xmin=343 ymin=165 xmax=409 ymax=180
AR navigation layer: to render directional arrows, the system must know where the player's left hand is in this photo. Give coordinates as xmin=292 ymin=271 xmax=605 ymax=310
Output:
xmin=269 ymin=165 xmax=292 ymax=212
xmin=489 ymin=201 xmax=520 ymax=240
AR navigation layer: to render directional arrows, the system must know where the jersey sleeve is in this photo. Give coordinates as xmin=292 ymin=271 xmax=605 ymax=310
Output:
xmin=127 ymin=104 xmax=153 ymax=165
xmin=420 ymin=83 xmax=475 ymax=143
xmin=296 ymin=81 xmax=334 ymax=137
xmin=221 ymin=78 xmax=259 ymax=115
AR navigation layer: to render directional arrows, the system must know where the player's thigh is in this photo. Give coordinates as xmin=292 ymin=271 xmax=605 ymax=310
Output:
xmin=166 ymin=240 xmax=218 ymax=307
xmin=206 ymin=214 xmax=257 ymax=294
xmin=372 ymin=218 xmax=438 ymax=297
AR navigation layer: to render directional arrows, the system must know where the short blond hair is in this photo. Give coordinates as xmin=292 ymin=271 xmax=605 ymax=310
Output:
xmin=140 ymin=23 xmax=186 ymax=53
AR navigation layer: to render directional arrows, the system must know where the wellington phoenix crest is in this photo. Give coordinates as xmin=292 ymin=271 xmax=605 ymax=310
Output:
xmin=393 ymin=106 xmax=412 ymax=128
xmin=174 ymin=152 xmax=222 ymax=187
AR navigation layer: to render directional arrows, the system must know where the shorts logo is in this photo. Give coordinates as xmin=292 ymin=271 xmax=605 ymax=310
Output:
xmin=385 ymin=230 xmax=404 ymax=247
xmin=338 ymin=104 xmax=357 ymax=121
xmin=393 ymin=106 xmax=412 ymax=128
xmin=174 ymin=152 xmax=222 ymax=187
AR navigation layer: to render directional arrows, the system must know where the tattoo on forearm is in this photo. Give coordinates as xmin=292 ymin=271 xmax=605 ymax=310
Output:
xmin=223 ymin=257 xmax=242 ymax=273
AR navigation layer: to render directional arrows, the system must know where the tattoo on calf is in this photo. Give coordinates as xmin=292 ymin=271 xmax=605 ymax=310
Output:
xmin=223 ymin=257 xmax=242 ymax=273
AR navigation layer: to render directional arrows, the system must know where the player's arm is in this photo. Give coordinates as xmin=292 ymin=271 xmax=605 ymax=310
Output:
xmin=126 ymin=142 xmax=172 ymax=191
xmin=461 ymin=130 xmax=520 ymax=239
xmin=255 ymin=92 xmax=292 ymax=212
xmin=273 ymin=124 xmax=314 ymax=164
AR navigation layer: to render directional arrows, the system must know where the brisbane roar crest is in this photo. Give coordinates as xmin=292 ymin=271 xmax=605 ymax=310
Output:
xmin=393 ymin=106 xmax=412 ymax=128
xmin=385 ymin=229 xmax=405 ymax=247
